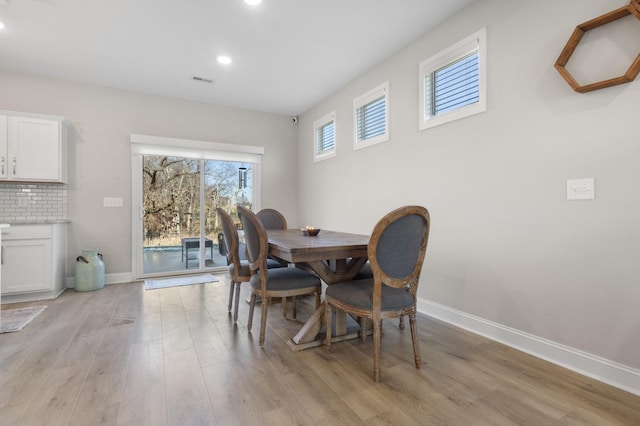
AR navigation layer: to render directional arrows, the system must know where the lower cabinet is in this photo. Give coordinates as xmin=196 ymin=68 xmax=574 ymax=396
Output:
xmin=1 ymin=223 xmax=67 ymax=302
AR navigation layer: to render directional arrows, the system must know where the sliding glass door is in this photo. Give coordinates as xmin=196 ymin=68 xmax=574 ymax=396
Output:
xmin=140 ymin=155 xmax=253 ymax=276
xmin=131 ymin=134 xmax=263 ymax=280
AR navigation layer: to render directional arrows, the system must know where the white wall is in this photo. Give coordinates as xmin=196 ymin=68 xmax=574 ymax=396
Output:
xmin=296 ymin=0 xmax=640 ymax=376
xmin=0 ymin=69 xmax=298 ymax=278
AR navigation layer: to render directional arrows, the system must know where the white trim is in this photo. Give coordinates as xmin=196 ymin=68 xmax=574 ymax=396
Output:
xmin=313 ymin=111 xmax=336 ymax=162
xmin=419 ymin=27 xmax=487 ymax=130
xmin=67 ymin=272 xmax=133 ymax=288
xmin=131 ymin=133 xmax=264 ymax=155
xmin=353 ymin=81 xmax=389 ymax=150
xmin=131 ymin=134 xmax=263 ymax=164
xmin=417 ymin=297 xmax=640 ymax=396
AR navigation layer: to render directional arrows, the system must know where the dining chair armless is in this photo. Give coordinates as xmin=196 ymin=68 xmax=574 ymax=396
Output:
xmin=216 ymin=208 xmax=284 ymax=323
xmin=257 ymin=207 xmax=293 ymax=310
xmin=324 ymin=205 xmax=430 ymax=382
xmin=238 ymin=206 xmax=322 ymax=347
xmin=256 ymin=208 xmax=287 ymax=230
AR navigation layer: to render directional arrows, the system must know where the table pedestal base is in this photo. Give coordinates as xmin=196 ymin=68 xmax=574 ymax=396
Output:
xmin=286 ymin=301 xmax=371 ymax=352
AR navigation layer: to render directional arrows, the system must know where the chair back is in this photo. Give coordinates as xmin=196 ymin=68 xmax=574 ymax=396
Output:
xmin=368 ymin=205 xmax=430 ymax=296
xmin=216 ymin=208 xmax=240 ymax=268
xmin=237 ymin=206 xmax=269 ymax=274
xmin=257 ymin=208 xmax=287 ymax=229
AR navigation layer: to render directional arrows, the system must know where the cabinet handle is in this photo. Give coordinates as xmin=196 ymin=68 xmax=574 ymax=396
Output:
xmin=1 ymin=156 xmax=4 ymax=175
xmin=12 ymin=157 xmax=16 ymax=175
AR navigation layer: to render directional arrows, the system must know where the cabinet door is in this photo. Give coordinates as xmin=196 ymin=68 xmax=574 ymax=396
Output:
xmin=8 ymin=116 xmax=61 ymax=181
xmin=0 ymin=115 xmax=7 ymax=179
xmin=1 ymin=238 xmax=52 ymax=294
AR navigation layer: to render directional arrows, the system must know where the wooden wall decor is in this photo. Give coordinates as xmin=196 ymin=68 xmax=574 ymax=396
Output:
xmin=555 ymin=0 xmax=640 ymax=93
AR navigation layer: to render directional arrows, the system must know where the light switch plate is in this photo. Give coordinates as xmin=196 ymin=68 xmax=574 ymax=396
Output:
xmin=103 ymin=197 xmax=123 ymax=207
xmin=567 ymin=178 xmax=594 ymax=200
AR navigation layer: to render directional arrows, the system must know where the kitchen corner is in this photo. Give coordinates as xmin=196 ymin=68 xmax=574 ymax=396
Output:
xmin=0 ymin=111 xmax=69 ymax=304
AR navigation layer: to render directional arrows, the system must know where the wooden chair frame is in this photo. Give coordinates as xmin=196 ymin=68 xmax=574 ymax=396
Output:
xmin=217 ymin=208 xmax=249 ymax=323
xmin=324 ymin=205 xmax=430 ymax=382
xmin=238 ymin=206 xmax=321 ymax=347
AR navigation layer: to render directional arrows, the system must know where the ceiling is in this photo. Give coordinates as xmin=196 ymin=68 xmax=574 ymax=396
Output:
xmin=0 ymin=0 xmax=475 ymax=116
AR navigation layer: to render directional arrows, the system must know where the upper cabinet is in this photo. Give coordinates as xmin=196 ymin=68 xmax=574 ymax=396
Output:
xmin=0 ymin=111 xmax=68 ymax=183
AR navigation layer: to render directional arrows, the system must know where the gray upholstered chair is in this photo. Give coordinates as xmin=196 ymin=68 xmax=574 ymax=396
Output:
xmin=237 ymin=206 xmax=322 ymax=347
xmin=354 ymin=262 xmax=407 ymax=330
xmin=256 ymin=207 xmax=291 ymax=308
xmin=324 ymin=205 xmax=430 ymax=382
xmin=256 ymin=208 xmax=287 ymax=230
xmin=216 ymin=208 xmax=284 ymax=323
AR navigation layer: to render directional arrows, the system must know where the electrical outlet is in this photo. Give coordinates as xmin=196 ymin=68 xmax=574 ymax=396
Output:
xmin=103 ymin=197 xmax=123 ymax=208
xmin=567 ymin=178 xmax=594 ymax=200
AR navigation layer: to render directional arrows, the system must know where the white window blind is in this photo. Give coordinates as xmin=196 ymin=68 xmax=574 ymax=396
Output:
xmin=313 ymin=111 xmax=336 ymax=162
xmin=317 ymin=121 xmax=335 ymax=153
xmin=353 ymin=81 xmax=389 ymax=150
xmin=357 ymin=96 xmax=386 ymax=141
xmin=426 ymin=51 xmax=479 ymax=116
xmin=419 ymin=28 xmax=486 ymax=130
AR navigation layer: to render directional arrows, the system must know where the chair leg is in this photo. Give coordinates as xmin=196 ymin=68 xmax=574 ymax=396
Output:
xmin=373 ymin=319 xmax=382 ymax=382
xmin=232 ymin=282 xmax=242 ymax=323
xmin=315 ymin=288 xmax=321 ymax=309
xmin=399 ymin=315 xmax=405 ymax=330
xmin=359 ymin=317 xmax=367 ymax=341
xmin=248 ymin=293 xmax=257 ymax=331
xmin=324 ymin=303 xmax=332 ymax=351
xmin=228 ymin=279 xmax=235 ymax=313
xmin=282 ymin=296 xmax=287 ymax=318
xmin=259 ymin=296 xmax=270 ymax=347
xmin=292 ymin=296 xmax=297 ymax=320
xmin=409 ymin=312 xmax=421 ymax=369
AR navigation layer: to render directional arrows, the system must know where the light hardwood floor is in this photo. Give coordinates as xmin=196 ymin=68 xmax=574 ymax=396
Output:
xmin=1 ymin=275 xmax=639 ymax=425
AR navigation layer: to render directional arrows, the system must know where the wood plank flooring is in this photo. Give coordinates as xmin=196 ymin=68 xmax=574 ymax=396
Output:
xmin=1 ymin=275 xmax=639 ymax=425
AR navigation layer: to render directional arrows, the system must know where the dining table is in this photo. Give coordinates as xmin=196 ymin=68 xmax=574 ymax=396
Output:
xmin=266 ymin=228 xmax=370 ymax=351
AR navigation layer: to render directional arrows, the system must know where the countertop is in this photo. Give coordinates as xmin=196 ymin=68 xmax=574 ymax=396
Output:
xmin=5 ymin=220 xmax=71 ymax=225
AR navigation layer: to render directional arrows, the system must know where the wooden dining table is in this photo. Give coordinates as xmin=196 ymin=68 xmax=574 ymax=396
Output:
xmin=266 ymin=229 xmax=370 ymax=351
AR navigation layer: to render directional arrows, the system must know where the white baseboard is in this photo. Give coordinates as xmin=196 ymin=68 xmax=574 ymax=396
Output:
xmin=66 ymin=272 xmax=134 ymax=288
xmin=417 ymin=298 xmax=640 ymax=397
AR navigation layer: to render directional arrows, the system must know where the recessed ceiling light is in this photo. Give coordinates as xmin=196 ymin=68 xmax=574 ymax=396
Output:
xmin=244 ymin=0 xmax=262 ymax=5
xmin=217 ymin=56 xmax=232 ymax=65
xmin=0 ymin=21 xmax=5 ymax=30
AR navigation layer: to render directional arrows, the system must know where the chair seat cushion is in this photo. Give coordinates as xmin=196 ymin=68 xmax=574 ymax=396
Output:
xmin=229 ymin=261 xmax=251 ymax=278
xmin=250 ymin=267 xmax=320 ymax=291
xmin=230 ymin=258 xmax=287 ymax=279
xmin=266 ymin=259 xmax=287 ymax=269
xmin=326 ymin=279 xmax=414 ymax=311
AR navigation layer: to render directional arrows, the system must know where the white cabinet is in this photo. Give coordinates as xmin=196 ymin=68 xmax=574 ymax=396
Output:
xmin=0 ymin=112 xmax=67 ymax=183
xmin=1 ymin=223 xmax=67 ymax=302
xmin=0 ymin=224 xmax=8 ymax=310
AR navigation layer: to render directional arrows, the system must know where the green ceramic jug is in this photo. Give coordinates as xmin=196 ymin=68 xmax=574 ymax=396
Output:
xmin=75 ymin=248 xmax=105 ymax=292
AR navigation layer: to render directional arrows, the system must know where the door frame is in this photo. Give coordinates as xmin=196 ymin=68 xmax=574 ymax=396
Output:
xmin=130 ymin=134 xmax=263 ymax=280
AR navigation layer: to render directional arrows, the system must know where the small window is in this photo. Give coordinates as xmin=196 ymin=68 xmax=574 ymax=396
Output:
xmin=353 ymin=81 xmax=389 ymax=150
xmin=420 ymin=28 xmax=486 ymax=130
xmin=313 ymin=112 xmax=336 ymax=162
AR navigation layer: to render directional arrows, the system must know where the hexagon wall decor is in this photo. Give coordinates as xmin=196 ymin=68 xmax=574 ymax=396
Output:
xmin=555 ymin=0 xmax=640 ymax=93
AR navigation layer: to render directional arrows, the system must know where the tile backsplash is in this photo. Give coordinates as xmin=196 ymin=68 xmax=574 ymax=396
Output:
xmin=0 ymin=183 xmax=67 ymax=222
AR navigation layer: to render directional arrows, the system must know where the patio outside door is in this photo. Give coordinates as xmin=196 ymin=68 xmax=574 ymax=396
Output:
xmin=141 ymin=155 xmax=253 ymax=276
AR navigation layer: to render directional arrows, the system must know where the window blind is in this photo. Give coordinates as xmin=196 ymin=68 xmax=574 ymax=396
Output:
xmin=356 ymin=96 xmax=386 ymax=142
xmin=316 ymin=121 xmax=335 ymax=154
xmin=426 ymin=51 xmax=479 ymax=117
